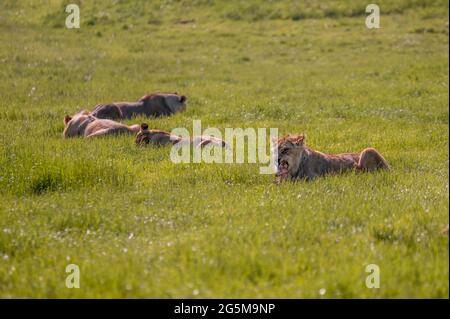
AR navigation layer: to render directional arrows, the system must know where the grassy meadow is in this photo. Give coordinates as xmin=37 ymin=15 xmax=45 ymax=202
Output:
xmin=0 ymin=0 xmax=448 ymax=298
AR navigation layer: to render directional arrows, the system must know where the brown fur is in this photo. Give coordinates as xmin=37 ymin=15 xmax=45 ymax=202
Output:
xmin=91 ymin=92 xmax=187 ymax=120
xmin=135 ymin=123 xmax=227 ymax=148
xmin=274 ymin=134 xmax=389 ymax=183
xmin=135 ymin=123 xmax=182 ymax=146
xmin=63 ymin=110 xmax=140 ymax=138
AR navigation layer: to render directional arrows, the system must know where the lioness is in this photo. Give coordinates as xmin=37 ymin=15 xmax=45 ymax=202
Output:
xmin=91 ymin=92 xmax=187 ymax=120
xmin=275 ymin=134 xmax=389 ymax=183
xmin=63 ymin=110 xmax=140 ymax=138
xmin=135 ymin=123 xmax=227 ymax=148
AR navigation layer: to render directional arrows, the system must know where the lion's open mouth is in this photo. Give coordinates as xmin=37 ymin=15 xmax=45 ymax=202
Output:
xmin=276 ymin=162 xmax=289 ymax=178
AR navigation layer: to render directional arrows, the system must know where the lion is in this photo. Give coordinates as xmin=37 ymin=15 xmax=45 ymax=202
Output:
xmin=91 ymin=92 xmax=187 ymax=120
xmin=63 ymin=110 xmax=140 ymax=138
xmin=135 ymin=123 xmax=227 ymax=148
xmin=274 ymin=134 xmax=389 ymax=183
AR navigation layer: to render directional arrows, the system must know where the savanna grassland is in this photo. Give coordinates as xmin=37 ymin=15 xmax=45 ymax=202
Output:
xmin=0 ymin=0 xmax=448 ymax=298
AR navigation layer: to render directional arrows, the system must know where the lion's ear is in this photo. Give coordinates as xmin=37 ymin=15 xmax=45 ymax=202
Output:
xmin=64 ymin=115 xmax=72 ymax=125
xmin=292 ymin=134 xmax=305 ymax=146
xmin=140 ymin=123 xmax=149 ymax=131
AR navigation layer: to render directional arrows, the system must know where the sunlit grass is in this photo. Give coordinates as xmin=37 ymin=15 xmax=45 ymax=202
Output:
xmin=0 ymin=0 xmax=448 ymax=298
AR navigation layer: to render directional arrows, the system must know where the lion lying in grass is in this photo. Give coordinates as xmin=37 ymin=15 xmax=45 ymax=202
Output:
xmin=274 ymin=134 xmax=389 ymax=183
xmin=91 ymin=92 xmax=187 ymax=120
xmin=63 ymin=110 xmax=140 ymax=138
xmin=135 ymin=123 xmax=227 ymax=148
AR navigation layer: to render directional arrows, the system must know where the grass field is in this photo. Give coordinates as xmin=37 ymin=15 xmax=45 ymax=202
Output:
xmin=0 ymin=0 xmax=448 ymax=298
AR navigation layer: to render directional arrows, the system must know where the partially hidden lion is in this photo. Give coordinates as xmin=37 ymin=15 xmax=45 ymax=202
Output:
xmin=274 ymin=134 xmax=389 ymax=183
xmin=63 ymin=110 xmax=140 ymax=138
xmin=135 ymin=123 xmax=227 ymax=148
xmin=91 ymin=92 xmax=187 ymax=120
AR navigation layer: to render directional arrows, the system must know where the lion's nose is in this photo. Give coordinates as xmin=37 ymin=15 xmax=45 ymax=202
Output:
xmin=180 ymin=95 xmax=186 ymax=103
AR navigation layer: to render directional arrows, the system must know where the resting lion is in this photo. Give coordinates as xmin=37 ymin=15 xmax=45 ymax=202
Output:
xmin=91 ymin=92 xmax=187 ymax=120
xmin=63 ymin=110 xmax=140 ymax=138
xmin=135 ymin=123 xmax=227 ymax=148
xmin=275 ymin=134 xmax=389 ymax=183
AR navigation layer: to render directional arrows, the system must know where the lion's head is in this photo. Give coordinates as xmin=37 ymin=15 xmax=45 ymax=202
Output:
xmin=135 ymin=123 xmax=152 ymax=146
xmin=63 ymin=110 xmax=96 ymax=138
xmin=135 ymin=123 xmax=180 ymax=146
xmin=274 ymin=134 xmax=306 ymax=179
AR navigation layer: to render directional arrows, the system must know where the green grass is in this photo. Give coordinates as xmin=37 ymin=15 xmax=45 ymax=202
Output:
xmin=0 ymin=0 xmax=448 ymax=298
